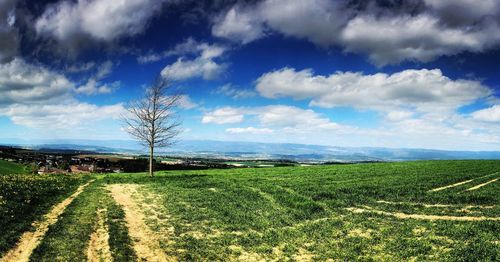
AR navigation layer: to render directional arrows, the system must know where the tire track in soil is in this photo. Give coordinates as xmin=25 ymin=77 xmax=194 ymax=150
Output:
xmin=346 ymin=206 xmax=500 ymax=221
xmin=107 ymin=184 xmax=175 ymax=262
xmin=466 ymin=178 xmax=499 ymax=191
xmin=86 ymin=208 xmax=112 ymax=262
xmin=429 ymin=172 xmax=499 ymax=192
xmin=0 ymin=180 xmax=95 ymax=262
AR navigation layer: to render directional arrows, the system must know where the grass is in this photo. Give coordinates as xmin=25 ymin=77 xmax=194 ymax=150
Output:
xmin=0 ymin=159 xmax=31 ymax=175
xmin=30 ymin=183 xmax=136 ymax=261
xmin=1 ymin=160 xmax=499 ymax=260
xmin=0 ymin=173 xmax=87 ymax=256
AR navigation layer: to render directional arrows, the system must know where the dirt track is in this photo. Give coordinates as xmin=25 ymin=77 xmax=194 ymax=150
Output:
xmin=347 ymin=206 xmax=500 ymax=222
xmin=0 ymin=180 xmax=95 ymax=262
xmin=107 ymin=184 xmax=175 ymax=262
xmin=87 ymin=208 xmax=112 ymax=262
xmin=466 ymin=178 xmax=499 ymax=191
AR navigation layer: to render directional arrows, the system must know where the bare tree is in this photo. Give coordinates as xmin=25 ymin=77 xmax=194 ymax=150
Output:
xmin=123 ymin=77 xmax=181 ymax=176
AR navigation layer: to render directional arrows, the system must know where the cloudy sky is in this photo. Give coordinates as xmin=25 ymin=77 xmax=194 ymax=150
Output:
xmin=1 ymin=0 xmax=500 ymax=150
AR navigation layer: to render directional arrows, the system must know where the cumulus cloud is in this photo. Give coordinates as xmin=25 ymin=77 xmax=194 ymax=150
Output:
xmin=0 ymin=58 xmax=125 ymax=130
xmin=159 ymin=39 xmax=227 ymax=81
xmin=0 ymin=58 xmax=74 ymax=105
xmin=256 ymin=67 xmax=491 ymax=113
xmin=201 ymin=107 xmax=244 ymax=124
xmin=35 ymin=0 xmax=168 ymax=43
xmin=3 ymin=103 xmax=125 ymax=129
xmin=74 ymin=60 xmax=119 ymax=95
xmin=226 ymin=127 xmax=274 ymax=135
xmin=161 ymin=57 xmax=226 ymax=81
xmin=340 ymin=14 xmax=500 ymax=65
xmin=202 ymin=105 xmax=346 ymax=134
xmin=212 ymin=0 xmax=500 ymax=65
xmin=212 ymin=5 xmax=265 ymax=44
xmin=471 ymin=105 xmax=500 ymax=122
xmin=0 ymin=0 xmax=19 ymax=63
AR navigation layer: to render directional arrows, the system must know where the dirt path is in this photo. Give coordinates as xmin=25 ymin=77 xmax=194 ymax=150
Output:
xmin=107 ymin=184 xmax=175 ymax=262
xmin=376 ymin=200 xmax=495 ymax=209
xmin=346 ymin=206 xmax=500 ymax=222
xmin=87 ymin=208 xmax=112 ymax=262
xmin=0 ymin=180 xmax=95 ymax=262
xmin=466 ymin=178 xmax=499 ymax=191
xmin=429 ymin=172 xmax=499 ymax=192
xmin=428 ymin=179 xmax=474 ymax=192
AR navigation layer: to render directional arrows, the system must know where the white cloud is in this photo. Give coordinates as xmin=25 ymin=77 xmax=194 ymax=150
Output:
xmin=212 ymin=0 xmax=500 ymax=65
xmin=161 ymin=57 xmax=226 ymax=81
xmin=158 ymin=39 xmax=227 ymax=82
xmin=212 ymin=5 xmax=265 ymax=44
xmin=177 ymin=95 xmax=198 ymax=110
xmin=257 ymin=105 xmax=342 ymax=131
xmin=226 ymin=127 xmax=274 ymax=135
xmin=0 ymin=58 xmax=74 ymax=105
xmin=202 ymin=105 xmax=346 ymax=133
xmin=201 ymin=104 xmax=500 ymax=150
xmin=138 ymin=38 xmax=226 ymax=64
xmin=3 ymin=103 xmax=125 ymax=129
xmin=73 ymin=60 xmax=118 ymax=95
xmin=201 ymin=107 xmax=245 ymax=124
xmin=386 ymin=111 xmax=414 ymax=122
xmin=340 ymin=14 xmax=500 ymax=65
xmin=471 ymin=105 xmax=500 ymax=122
xmin=95 ymin=60 xmax=113 ymax=80
xmin=256 ymin=67 xmax=491 ymax=113
xmin=0 ymin=58 xmax=125 ymax=133
xmin=35 ymin=0 xmax=168 ymax=42
xmin=76 ymin=79 xmax=119 ymax=95
xmin=215 ymin=84 xmax=256 ymax=99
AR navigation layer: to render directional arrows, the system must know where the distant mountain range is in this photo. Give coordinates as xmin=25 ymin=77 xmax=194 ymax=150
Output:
xmin=1 ymin=138 xmax=500 ymax=162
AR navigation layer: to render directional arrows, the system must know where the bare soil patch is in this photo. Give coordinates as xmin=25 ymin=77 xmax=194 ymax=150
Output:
xmin=0 ymin=180 xmax=94 ymax=262
xmin=107 ymin=184 xmax=175 ymax=262
xmin=87 ymin=208 xmax=112 ymax=262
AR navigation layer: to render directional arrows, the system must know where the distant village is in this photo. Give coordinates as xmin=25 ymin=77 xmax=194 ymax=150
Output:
xmin=0 ymin=145 xmax=299 ymax=174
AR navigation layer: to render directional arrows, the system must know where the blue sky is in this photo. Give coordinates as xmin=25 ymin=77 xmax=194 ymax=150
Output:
xmin=1 ymin=0 xmax=500 ymax=150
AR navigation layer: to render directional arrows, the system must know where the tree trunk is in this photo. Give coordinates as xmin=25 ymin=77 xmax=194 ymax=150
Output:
xmin=149 ymin=145 xmax=154 ymax=177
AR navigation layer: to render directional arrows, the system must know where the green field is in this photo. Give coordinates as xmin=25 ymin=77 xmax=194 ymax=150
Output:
xmin=1 ymin=160 xmax=499 ymax=261
xmin=0 ymin=159 xmax=30 ymax=175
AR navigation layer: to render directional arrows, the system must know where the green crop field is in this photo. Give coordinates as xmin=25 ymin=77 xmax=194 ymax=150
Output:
xmin=0 ymin=160 xmax=499 ymax=261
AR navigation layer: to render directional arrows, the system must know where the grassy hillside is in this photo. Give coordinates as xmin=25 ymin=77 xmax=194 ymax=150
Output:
xmin=0 ymin=159 xmax=30 ymax=175
xmin=1 ymin=160 xmax=499 ymax=261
